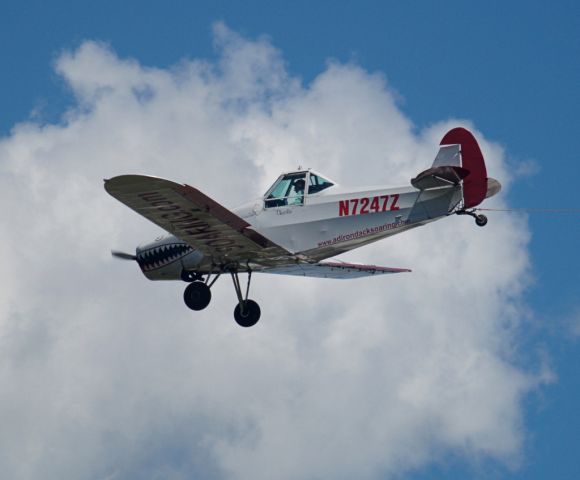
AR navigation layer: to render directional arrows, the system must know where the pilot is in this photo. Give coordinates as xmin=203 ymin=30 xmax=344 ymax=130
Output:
xmin=290 ymin=178 xmax=305 ymax=205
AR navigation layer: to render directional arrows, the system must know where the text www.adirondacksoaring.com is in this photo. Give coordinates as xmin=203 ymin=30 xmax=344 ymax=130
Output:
xmin=317 ymin=220 xmax=408 ymax=247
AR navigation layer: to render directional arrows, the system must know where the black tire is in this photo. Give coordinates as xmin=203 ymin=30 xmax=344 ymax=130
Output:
xmin=233 ymin=300 xmax=261 ymax=327
xmin=183 ymin=282 xmax=211 ymax=311
xmin=475 ymin=214 xmax=488 ymax=227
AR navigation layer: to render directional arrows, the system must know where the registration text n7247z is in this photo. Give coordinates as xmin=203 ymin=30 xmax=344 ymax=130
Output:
xmin=338 ymin=194 xmax=400 ymax=217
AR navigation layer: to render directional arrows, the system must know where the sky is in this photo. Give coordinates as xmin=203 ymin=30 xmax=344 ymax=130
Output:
xmin=0 ymin=1 xmax=579 ymax=479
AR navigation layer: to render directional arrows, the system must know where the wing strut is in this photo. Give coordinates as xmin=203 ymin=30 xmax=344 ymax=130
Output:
xmin=230 ymin=269 xmax=261 ymax=327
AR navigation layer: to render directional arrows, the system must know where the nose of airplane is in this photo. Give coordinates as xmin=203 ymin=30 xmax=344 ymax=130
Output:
xmin=135 ymin=237 xmax=196 ymax=273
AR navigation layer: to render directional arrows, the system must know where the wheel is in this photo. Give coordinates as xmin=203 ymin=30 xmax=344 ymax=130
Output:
xmin=183 ymin=282 xmax=211 ymax=310
xmin=181 ymin=270 xmax=199 ymax=282
xmin=475 ymin=214 xmax=488 ymax=227
xmin=233 ymin=300 xmax=261 ymax=327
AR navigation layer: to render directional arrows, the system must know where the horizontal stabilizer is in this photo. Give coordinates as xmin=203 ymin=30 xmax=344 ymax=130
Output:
xmin=261 ymin=261 xmax=411 ymax=279
xmin=411 ymin=165 xmax=470 ymax=190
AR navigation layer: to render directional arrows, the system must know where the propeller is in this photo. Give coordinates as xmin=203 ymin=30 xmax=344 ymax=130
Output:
xmin=111 ymin=250 xmax=137 ymax=261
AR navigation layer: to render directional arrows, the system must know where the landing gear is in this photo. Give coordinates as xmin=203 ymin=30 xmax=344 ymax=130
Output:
xmin=231 ymin=270 xmax=261 ymax=327
xmin=181 ymin=270 xmax=202 ymax=282
xmin=180 ymin=269 xmax=261 ymax=327
xmin=475 ymin=214 xmax=488 ymax=227
xmin=457 ymin=209 xmax=488 ymax=227
xmin=234 ymin=300 xmax=261 ymax=328
xmin=183 ymin=281 xmax=211 ymax=310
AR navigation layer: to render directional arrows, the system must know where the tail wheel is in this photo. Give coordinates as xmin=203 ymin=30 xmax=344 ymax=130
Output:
xmin=183 ymin=281 xmax=211 ymax=311
xmin=475 ymin=214 xmax=488 ymax=227
xmin=234 ymin=300 xmax=261 ymax=327
xmin=456 ymin=209 xmax=489 ymax=227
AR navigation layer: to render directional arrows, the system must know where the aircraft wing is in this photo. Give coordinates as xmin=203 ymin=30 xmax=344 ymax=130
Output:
xmin=260 ymin=261 xmax=411 ymax=279
xmin=104 ymin=175 xmax=293 ymax=265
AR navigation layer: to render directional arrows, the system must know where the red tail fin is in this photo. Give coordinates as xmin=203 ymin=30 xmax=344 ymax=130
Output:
xmin=440 ymin=128 xmax=487 ymax=208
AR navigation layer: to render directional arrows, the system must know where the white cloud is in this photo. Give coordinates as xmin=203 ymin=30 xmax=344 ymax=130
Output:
xmin=0 ymin=23 xmax=546 ymax=480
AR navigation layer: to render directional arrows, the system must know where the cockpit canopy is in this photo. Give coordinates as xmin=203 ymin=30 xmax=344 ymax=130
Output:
xmin=264 ymin=170 xmax=335 ymax=208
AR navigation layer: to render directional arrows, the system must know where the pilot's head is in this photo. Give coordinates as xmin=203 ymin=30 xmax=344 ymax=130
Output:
xmin=294 ymin=179 xmax=305 ymax=192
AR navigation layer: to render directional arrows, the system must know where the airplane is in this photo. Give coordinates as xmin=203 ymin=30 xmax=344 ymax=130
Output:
xmin=105 ymin=127 xmax=501 ymax=327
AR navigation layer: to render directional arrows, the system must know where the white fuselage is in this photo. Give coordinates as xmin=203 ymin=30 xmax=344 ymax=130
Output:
xmin=135 ymin=182 xmax=462 ymax=280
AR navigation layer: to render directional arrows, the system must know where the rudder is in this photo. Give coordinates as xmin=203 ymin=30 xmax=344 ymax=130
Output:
xmin=440 ymin=127 xmax=487 ymax=208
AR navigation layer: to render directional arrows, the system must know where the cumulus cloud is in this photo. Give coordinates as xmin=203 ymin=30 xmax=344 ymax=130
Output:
xmin=0 ymin=23 xmax=545 ymax=479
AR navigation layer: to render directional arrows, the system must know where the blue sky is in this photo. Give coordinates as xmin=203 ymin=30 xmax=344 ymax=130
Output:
xmin=1 ymin=1 xmax=579 ymax=479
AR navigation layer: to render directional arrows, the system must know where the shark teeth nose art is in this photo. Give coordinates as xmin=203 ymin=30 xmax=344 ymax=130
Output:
xmin=137 ymin=244 xmax=193 ymax=271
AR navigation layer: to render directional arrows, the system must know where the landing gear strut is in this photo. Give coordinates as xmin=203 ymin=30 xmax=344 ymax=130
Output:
xmin=181 ymin=269 xmax=261 ymax=327
xmin=456 ymin=209 xmax=488 ymax=227
xmin=230 ymin=270 xmax=261 ymax=327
